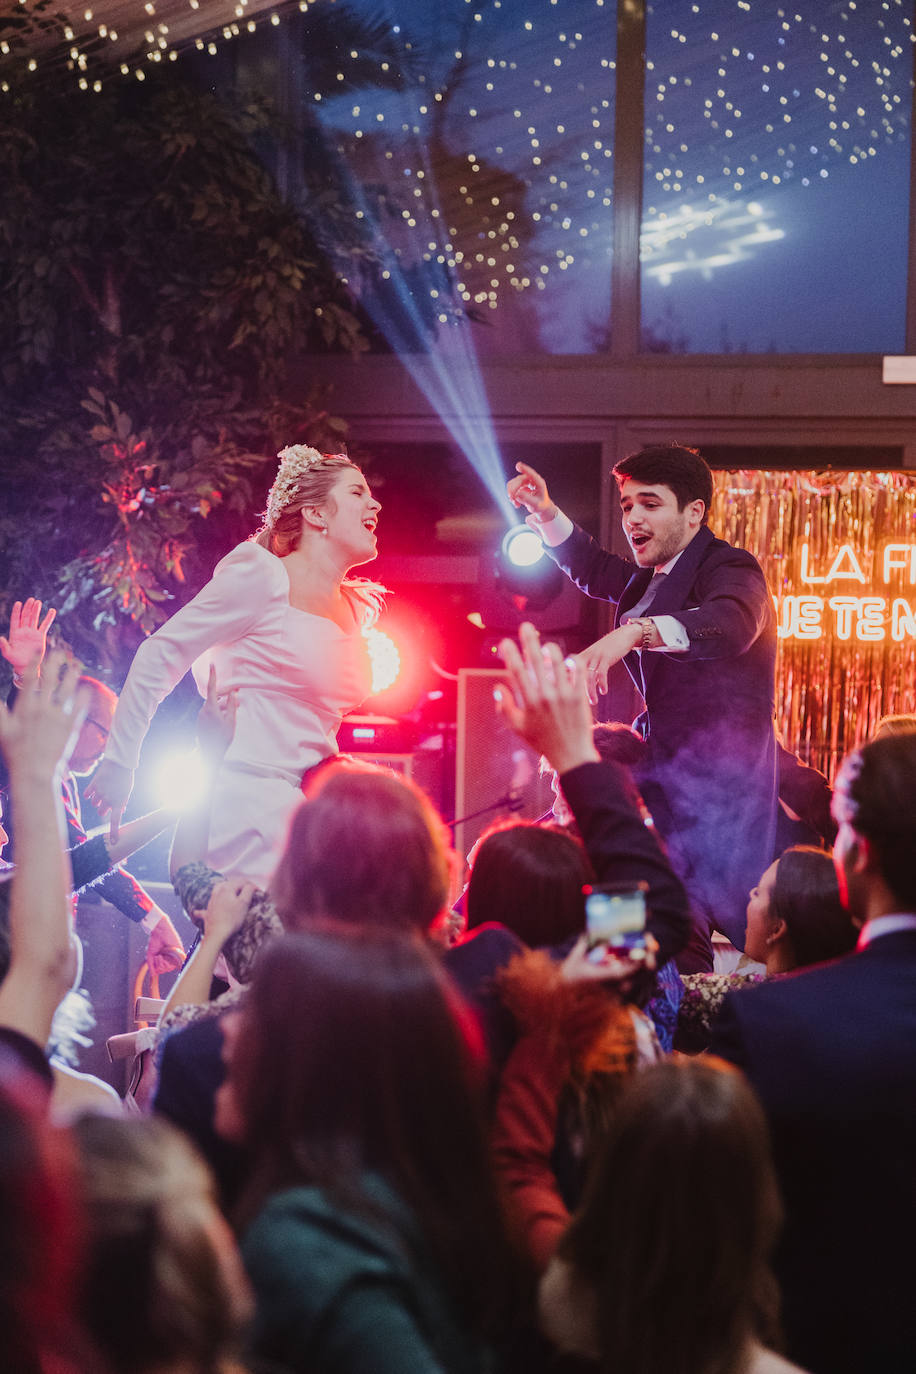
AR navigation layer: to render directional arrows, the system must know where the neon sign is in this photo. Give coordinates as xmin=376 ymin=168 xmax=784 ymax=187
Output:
xmin=775 ymin=542 xmax=916 ymax=642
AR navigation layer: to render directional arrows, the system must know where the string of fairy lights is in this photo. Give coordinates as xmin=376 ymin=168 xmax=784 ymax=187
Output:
xmin=0 ymin=0 xmax=318 ymax=92
xmin=2 ymin=0 xmax=913 ymax=338
xmin=313 ymin=0 xmax=914 ymax=336
xmin=641 ymin=1 xmax=914 ymax=291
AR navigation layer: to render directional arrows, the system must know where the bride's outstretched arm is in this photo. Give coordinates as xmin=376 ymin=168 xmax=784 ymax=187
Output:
xmin=85 ymin=543 xmax=268 ymax=839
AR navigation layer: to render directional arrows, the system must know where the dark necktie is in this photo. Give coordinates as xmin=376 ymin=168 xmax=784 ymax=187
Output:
xmin=626 ymin=570 xmax=667 ymax=622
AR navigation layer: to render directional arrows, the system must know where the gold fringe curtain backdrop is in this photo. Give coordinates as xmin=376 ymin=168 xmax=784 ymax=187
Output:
xmin=711 ymin=470 xmax=916 ymax=780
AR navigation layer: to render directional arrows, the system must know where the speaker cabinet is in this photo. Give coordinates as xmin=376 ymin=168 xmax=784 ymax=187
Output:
xmin=455 ymin=669 xmax=555 ymax=861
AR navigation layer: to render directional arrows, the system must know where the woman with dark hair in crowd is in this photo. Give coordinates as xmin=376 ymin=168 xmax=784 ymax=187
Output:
xmin=86 ymin=445 xmax=385 ymax=884
xmin=465 ymin=818 xmax=593 ymax=949
xmin=676 ymin=845 xmax=856 ymax=1051
xmin=216 ymin=925 xmax=509 ymax=1374
xmin=744 ymin=845 xmax=856 ymax=971
xmin=540 ymin=1057 xmax=806 ymax=1374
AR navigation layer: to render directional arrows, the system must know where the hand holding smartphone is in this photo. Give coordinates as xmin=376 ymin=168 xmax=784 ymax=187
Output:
xmin=583 ymin=881 xmax=649 ymax=960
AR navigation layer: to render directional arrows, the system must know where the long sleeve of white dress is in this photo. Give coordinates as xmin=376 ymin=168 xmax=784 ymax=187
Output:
xmin=104 ymin=544 xmax=268 ymax=772
xmin=101 ymin=542 xmax=372 ymax=883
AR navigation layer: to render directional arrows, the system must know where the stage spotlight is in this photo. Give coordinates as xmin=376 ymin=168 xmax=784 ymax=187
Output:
xmin=495 ymin=525 xmax=561 ymax=599
xmin=475 ymin=519 xmax=583 ymax=638
xmin=501 ymin=523 xmax=547 ymax=569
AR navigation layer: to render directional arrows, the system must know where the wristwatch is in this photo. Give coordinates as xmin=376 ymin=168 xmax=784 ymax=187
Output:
xmin=635 ymin=618 xmax=655 ymax=651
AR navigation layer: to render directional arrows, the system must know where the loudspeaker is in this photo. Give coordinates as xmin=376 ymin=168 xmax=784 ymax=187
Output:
xmin=455 ymin=669 xmax=555 ymax=860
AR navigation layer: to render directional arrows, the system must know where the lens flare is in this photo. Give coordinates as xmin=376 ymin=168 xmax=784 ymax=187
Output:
xmin=365 ymin=626 xmax=402 ymax=694
xmin=152 ymin=749 xmax=211 ymax=811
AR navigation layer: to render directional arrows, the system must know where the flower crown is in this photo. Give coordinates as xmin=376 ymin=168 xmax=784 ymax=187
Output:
xmin=265 ymin=445 xmax=326 ymax=526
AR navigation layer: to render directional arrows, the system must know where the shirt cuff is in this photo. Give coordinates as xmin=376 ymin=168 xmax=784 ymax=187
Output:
xmin=527 ymin=508 xmax=574 ymax=548
xmin=648 ymin=614 xmax=689 ymax=652
xmin=141 ymin=907 xmax=165 ymax=933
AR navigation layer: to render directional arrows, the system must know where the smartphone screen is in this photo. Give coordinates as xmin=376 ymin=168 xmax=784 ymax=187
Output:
xmin=583 ymin=882 xmax=648 ymax=953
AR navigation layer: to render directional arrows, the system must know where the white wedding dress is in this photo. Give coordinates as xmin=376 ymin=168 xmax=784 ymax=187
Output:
xmin=104 ymin=541 xmax=372 ymax=885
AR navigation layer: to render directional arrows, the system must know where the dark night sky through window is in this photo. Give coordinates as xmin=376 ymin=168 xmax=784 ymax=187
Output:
xmin=257 ymin=0 xmax=914 ymax=356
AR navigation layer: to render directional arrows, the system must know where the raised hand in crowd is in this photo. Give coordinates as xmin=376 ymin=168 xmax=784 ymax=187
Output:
xmin=496 ymin=620 xmax=691 ymax=971
xmin=0 ymin=598 xmax=57 ymax=681
xmin=0 ymin=651 xmax=86 ymax=1049
xmin=496 ymin=620 xmax=599 ymax=776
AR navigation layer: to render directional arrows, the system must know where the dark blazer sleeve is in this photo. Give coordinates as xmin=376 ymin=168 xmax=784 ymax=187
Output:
xmin=777 ymin=742 xmax=836 ymax=845
xmin=559 ymin=760 xmax=690 ymax=966
xmin=546 ymin=524 xmax=637 ymax=604
xmin=667 ymin=549 xmax=774 ymax=662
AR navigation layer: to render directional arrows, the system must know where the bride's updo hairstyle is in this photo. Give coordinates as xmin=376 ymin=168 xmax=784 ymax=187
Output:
xmin=254 ymin=444 xmax=386 ymax=623
xmin=254 ymin=448 xmax=357 ymax=558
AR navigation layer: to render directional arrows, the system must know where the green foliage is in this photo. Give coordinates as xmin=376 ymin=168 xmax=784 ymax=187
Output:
xmin=0 ymin=70 xmax=369 ymax=676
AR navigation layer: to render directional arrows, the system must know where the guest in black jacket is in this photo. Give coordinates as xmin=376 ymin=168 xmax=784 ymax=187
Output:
xmin=711 ymin=730 xmax=916 ymax=1374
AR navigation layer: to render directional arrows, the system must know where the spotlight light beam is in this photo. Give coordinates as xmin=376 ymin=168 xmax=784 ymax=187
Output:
xmin=315 ymin=100 xmax=515 ymax=523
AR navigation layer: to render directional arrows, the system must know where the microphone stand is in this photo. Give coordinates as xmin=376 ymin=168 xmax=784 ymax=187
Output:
xmin=446 ymin=789 xmax=525 ymax=830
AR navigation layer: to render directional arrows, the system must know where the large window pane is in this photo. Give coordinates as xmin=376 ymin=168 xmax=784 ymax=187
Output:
xmin=230 ymin=0 xmax=616 ymax=356
xmin=641 ymin=1 xmax=912 ymax=353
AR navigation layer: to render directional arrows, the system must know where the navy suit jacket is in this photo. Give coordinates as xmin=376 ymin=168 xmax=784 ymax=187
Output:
xmin=711 ymin=929 xmax=916 ymax=1374
xmin=550 ymin=523 xmax=778 ymax=945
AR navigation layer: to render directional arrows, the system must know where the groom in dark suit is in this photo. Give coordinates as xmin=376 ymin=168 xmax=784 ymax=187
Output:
xmin=710 ymin=731 xmax=916 ymax=1373
xmin=507 ymin=444 xmax=777 ymax=969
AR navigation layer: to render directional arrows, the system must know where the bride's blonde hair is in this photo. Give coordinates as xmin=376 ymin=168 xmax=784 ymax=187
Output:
xmin=253 ymin=449 xmax=386 ymax=625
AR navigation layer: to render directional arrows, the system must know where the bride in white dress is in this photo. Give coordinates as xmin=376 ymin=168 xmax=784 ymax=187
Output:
xmin=85 ymin=447 xmax=384 ymax=886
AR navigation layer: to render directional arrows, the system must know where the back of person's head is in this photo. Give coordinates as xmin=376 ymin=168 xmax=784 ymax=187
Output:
xmin=560 ymin=1057 xmax=782 ymax=1374
xmin=230 ymin=925 xmax=505 ymax=1331
xmin=466 ymin=819 xmax=591 ymax=947
xmin=872 ymin=712 xmax=916 ymax=740
xmin=271 ymin=761 xmax=453 ymax=934
xmin=612 ymin=443 xmax=713 ymax=522
xmin=591 ymin=721 xmax=645 ymax=768
xmin=0 ymin=1074 xmax=86 ymax=1373
xmin=72 ymin=1114 xmax=251 ymax=1374
xmin=771 ymin=846 xmax=857 ymax=968
xmin=833 ymin=732 xmax=916 ymax=911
